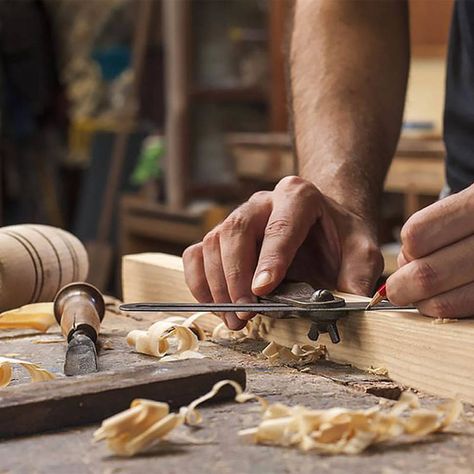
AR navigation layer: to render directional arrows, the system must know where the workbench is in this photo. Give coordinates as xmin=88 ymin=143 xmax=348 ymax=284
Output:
xmin=0 ymin=305 xmax=473 ymax=473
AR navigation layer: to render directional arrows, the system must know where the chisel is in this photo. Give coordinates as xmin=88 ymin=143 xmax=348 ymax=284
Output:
xmin=54 ymin=282 xmax=105 ymax=376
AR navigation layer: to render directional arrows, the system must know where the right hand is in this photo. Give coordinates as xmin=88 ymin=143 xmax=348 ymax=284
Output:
xmin=183 ymin=176 xmax=383 ymax=330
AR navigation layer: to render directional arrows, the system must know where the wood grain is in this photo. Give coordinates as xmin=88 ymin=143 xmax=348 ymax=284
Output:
xmin=0 ymin=359 xmax=245 ymax=438
xmin=123 ymin=252 xmax=474 ymax=403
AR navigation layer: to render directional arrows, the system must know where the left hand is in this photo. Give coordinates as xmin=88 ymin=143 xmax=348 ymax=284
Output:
xmin=386 ymin=184 xmax=474 ymax=318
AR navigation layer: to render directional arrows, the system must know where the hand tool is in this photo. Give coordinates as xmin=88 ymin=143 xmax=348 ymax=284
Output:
xmin=366 ymin=283 xmax=387 ymax=310
xmin=120 ymin=282 xmax=414 ymax=344
xmin=54 ymin=282 xmax=105 ymax=376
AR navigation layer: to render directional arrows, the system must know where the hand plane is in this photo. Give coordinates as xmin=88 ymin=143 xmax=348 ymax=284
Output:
xmin=119 ymin=282 xmax=413 ymax=344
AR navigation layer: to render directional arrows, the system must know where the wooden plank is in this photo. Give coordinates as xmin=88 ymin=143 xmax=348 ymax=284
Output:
xmin=122 ymin=252 xmax=474 ymax=403
xmin=0 ymin=359 xmax=245 ymax=438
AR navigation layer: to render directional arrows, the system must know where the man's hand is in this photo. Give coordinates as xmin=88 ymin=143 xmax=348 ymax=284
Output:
xmin=387 ymin=184 xmax=474 ymax=318
xmin=183 ymin=176 xmax=383 ymax=330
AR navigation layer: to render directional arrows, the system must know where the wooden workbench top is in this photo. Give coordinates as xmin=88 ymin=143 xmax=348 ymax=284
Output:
xmin=0 ymin=309 xmax=473 ymax=473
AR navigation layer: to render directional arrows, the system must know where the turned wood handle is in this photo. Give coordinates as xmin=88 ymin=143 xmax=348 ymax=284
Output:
xmin=54 ymin=283 xmax=105 ymax=342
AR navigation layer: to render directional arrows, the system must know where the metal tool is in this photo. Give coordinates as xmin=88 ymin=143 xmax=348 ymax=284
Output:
xmin=54 ymin=282 xmax=105 ymax=376
xmin=120 ymin=282 xmax=414 ymax=344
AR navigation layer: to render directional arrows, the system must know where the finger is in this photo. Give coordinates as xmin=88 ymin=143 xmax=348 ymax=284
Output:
xmin=386 ymin=233 xmax=474 ymax=306
xmin=183 ymin=243 xmax=212 ymax=303
xmin=252 ymin=176 xmax=323 ymax=295
xmin=337 ymin=236 xmax=383 ymax=296
xmin=401 ymin=185 xmax=474 ymax=260
xmin=220 ymin=194 xmax=271 ymax=321
xmin=416 ymin=280 xmax=474 ymax=319
xmin=202 ymin=229 xmax=246 ymax=330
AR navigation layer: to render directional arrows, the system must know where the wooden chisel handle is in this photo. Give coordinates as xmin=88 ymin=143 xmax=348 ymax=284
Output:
xmin=54 ymin=282 xmax=105 ymax=342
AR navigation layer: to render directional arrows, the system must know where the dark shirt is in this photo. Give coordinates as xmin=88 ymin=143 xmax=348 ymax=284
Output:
xmin=444 ymin=0 xmax=474 ymax=193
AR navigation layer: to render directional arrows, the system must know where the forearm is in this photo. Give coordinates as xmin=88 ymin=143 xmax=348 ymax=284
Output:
xmin=290 ymin=0 xmax=409 ymax=225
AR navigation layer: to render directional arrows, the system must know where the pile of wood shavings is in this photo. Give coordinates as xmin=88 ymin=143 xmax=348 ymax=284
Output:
xmin=93 ymin=379 xmax=252 ymax=456
xmin=0 ymin=356 xmax=56 ymax=387
xmin=262 ymin=341 xmax=327 ymax=365
xmin=126 ymin=312 xmax=210 ymax=361
xmin=94 ymin=379 xmax=463 ymax=457
xmin=239 ymin=391 xmax=463 ymax=454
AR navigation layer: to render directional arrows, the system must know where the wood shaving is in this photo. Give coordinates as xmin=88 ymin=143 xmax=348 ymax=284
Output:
xmin=367 ymin=366 xmax=389 ymax=376
xmin=32 ymin=337 xmax=65 ymax=344
xmin=262 ymin=341 xmax=327 ymax=365
xmin=432 ymin=318 xmax=459 ymax=324
xmin=238 ymin=391 xmax=463 ymax=454
xmin=211 ymin=322 xmax=250 ymax=342
xmin=0 ymin=356 xmax=56 ymax=387
xmin=93 ymin=379 xmax=246 ymax=456
xmin=0 ymin=303 xmax=56 ymax=332
xmin=126 ymin=313 xmax=208 ymax=360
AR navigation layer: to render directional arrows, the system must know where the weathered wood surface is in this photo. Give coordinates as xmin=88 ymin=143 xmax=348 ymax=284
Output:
xmin=0 ymin=340 xmax=473 ymax=474
xmin=0 ymin=360 xmax=245 ymax=438
xmin=122 ymin=253 xmax=474 ymax=404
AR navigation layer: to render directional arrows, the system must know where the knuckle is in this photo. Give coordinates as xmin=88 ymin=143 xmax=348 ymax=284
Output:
xmin=276 ymin=175 xmax=305 ymax=189
xmin=182 ymin=243 xmax=201 ymax=262
xmin=264 ymin=218 xmax=291 ymax=238
xmin=277 ymin=175 xmax=318 ymax=199
xmin=400 ymin=218 xmax=422 ymax=257
xmin=248 ymin=190 xmax=271 ymax=203
xmin=202 ymin=229 xmax=220 ymax=248
xmin=220 ymin=212 xmax=249 ymax=234
xmin=224 ymin=265 xmax=244 ymax=284
xmin=413 ymin=260 xmax=438 ymax=294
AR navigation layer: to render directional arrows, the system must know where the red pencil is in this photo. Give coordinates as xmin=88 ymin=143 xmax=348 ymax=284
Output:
xmin=365 ymin=283 xmax=387 ymax=310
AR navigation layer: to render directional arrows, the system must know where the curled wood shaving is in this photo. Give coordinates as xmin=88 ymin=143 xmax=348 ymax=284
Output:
xmin=262 ymin=341 xmax=327 ymax=365
xmin=238 ymin=391 xmax=463 ymax=454
xmin=94 ymin=379 xmax=246 ymax=456
xmin=0 ymin=356 xmax=56 ymax=387
xmin=211 ymin=322 xmax=250 ymax=342
xmin=0 ymin=303 xmax=56 ymax=332
xmin=126 ymin=313 xmax=208 ymax=360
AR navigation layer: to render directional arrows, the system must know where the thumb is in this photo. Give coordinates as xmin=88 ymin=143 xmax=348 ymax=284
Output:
xmin=337 ymin=240 xmax=383 ymax=296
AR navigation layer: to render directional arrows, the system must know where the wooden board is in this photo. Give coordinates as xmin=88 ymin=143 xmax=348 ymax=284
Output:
xmin=0 ymin=358 xmax=245 ymax=438
xmin=123 ymin=252 xmax=474 ymax=403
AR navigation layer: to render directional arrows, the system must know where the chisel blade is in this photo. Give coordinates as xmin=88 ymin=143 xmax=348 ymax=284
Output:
xmin=64 ymin=331 xmax=98 ymax=376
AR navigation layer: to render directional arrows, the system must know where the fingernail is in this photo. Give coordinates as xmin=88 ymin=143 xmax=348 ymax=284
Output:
xmin=236 ymin=297 xmax=256 ymax=321
xmin=225 ymin=313 xmax=247 ymax=331
xmin=252 ymin=271 xmax=272 ymax=290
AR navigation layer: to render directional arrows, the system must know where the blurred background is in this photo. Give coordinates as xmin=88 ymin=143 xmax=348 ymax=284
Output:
xmin=0 ymin=0 xmax=452 ymax=293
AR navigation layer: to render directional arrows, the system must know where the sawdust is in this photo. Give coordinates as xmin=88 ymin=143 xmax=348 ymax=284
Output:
xmin=0 ymin=356 xmax=56 ymax=387
xmin=432 ymin=318 xmax=459 ymax=324
xmin=0 ymin=303 xmax=56 ymax=332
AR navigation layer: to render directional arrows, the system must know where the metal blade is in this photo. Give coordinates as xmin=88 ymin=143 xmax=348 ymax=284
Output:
xmin=120 ymin=301 xmax=415 ymax=313
xmin=64 ymin=331 xmax=98 ymax=376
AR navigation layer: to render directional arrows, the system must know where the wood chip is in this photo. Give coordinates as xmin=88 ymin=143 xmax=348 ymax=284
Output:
xmin=126 ymin=313 xmax=209 ymax=360
xmin=0 ymin=356 xmax=56 ymax=387
xmin=0 ymin=303 xmax=56 ymax=332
